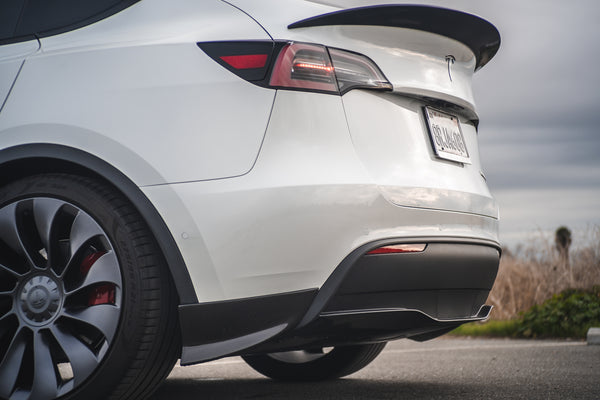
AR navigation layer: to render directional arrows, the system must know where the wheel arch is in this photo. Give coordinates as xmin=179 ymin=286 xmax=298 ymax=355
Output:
xmin=0 ymin=143 xmax=198 ymax=304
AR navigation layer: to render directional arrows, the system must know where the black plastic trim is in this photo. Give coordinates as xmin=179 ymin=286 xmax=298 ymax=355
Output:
xmin=182 ymin=324 xmax=286 ymax=365
xmin=246 ymin=305 xmax=492 ymax=354
xmin=0 ymin=144 xmax=198 ymax=304
xmin=325 ymin=289 xmax=491 ymax=321
xmin=298 ymin=236 xmax=500 ymax=327
xmin=179 ymin=238 xmax=499 ymax=362
xmin=339 ymin=243 xmax=499 ymax=294
xmin=416 ymin=95 xmax=479 ymax=129
xmin=288 ymin=5 xmax=500 ymax=71
xmin=179 ymin=289 xmax=317 ymax=364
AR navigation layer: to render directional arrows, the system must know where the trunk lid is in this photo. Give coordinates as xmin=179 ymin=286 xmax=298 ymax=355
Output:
xmin=225 ymin=1 xmax=500 ymax=112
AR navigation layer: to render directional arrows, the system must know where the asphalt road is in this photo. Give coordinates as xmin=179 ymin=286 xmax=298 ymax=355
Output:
xmin=151 ymin=338 xmax=600 ymax=399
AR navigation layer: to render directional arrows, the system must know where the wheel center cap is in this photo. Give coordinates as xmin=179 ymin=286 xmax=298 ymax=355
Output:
xmin=18 ymin=275 xmax=62 ymax=326
xmin=29 ymin=286 xmax=50 ymax=309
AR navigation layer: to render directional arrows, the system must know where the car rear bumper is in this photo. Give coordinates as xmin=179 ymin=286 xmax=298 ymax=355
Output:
xmin=179 ymin=238 xmax=499 ymax=365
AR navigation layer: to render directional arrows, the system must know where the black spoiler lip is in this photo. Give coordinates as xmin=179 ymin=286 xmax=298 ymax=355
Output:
xmin=288 ymin=4 xmax=500 ymax=71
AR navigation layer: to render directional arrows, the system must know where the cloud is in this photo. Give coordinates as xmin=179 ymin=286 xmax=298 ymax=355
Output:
xmin=479 ymin=125 xmax=600 ymax=190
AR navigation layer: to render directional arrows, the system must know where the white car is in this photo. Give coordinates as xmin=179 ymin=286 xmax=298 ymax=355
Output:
xmin=0 ymin=1 xmax=501 ymax=399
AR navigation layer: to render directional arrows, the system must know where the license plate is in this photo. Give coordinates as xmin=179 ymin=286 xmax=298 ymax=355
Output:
xmin=424 ymin=107 xmax=471 ymax=164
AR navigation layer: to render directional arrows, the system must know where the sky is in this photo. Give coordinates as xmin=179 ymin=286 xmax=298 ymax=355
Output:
xmin=455 ymin=0 xmax=600 ymax=248
xmin=326 ymin=0 xmax=600 ymax=248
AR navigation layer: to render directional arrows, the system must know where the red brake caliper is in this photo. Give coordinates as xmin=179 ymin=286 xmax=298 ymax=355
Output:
xmin=80 ymin=251 xmax=116 ymax=306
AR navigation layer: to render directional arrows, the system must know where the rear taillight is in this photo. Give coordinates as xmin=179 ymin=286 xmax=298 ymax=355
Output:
xmin=270 ymin=43 xmax=337 ymax=93
xmin=198 ymin=41 xmax=392 ymax=95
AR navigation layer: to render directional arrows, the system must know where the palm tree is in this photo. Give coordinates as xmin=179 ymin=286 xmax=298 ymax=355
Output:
xmin=555 ymin=226 xmax=572 ymax=285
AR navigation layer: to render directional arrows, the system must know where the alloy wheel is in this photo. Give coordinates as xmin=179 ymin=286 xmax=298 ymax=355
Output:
xmin=0 ymin=198 xmax=122 ymax=400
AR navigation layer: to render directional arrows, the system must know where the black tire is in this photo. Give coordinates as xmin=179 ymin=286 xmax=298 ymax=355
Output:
xmin=0 ymin=174 xmax=180 ymax=400
xmin=242 ymin=342 xmax=387 ymax=381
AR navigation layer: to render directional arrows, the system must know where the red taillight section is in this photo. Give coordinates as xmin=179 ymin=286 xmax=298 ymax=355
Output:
xmin=366 ymin=244 xmax=427 ymax=255
xmin=88 ymin=284 xmax=116 ymax=306
xmin=220 ymin=54 xmax=268 ymax=70
xmin=269 ymin=43 xmax=338 ymax=93
xmin=80 ymin=251 xmax=106 ymax=274
xmin=198 ymin=41 xmax=275 ymax=81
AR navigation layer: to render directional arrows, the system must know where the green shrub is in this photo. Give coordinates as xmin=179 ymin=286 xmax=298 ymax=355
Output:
xmin=450 ymin=320 xmax=519 ymax=337
xmin=517 ymin=286 xmax=600 ymax=338
xmin=451 ymin=287 xmax=600 ymax=338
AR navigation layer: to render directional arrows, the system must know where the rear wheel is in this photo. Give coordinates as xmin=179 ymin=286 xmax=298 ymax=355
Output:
xmin=242 ymin=342 xmax=386 ymax=381
xmin=0 ymin=174 xmax=180 ymax=400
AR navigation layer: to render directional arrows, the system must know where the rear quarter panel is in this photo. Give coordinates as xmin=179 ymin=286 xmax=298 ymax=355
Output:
xmin=0 ymin=0 xmax=275 ymax=185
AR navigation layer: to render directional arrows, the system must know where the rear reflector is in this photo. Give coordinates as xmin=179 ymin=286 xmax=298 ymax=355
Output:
xmin=220 ymin=54 xmax=268 ymax=69
xmin=366 ymin=244 xmax=427 ymax=255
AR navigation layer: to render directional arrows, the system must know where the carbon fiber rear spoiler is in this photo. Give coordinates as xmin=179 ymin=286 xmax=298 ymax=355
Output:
xmin=288 ymin=5 xmax=500 ymax=71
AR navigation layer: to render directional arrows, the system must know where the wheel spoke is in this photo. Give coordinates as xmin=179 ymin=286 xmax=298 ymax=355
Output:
xmin=0 ymin=263 xmax=22 ymax=279
xmin=32 ymin=198 xmax=64 ymax=258
xmin=0 ymin=204 xmax=38 ymax=271
xmin=7 ymin=391 xmax=29 ymax=400
xmin=0 ymin=202 xmax=42 ymax=270
xmin=0 ymin=204 xmax=21 ymax=256
xmin=62 ymin=305 xmax=120 ymax=341
xmin=77 ymin=252 xmax=122 ymax=292
xmin=30 ymin=332 xmax=59 ymax=400
xmin=0 ymin=313 xmax=11 ymax=324
xmin=0 ymin=331 xmax=26 ymax=399
xmin=50 ymin=326 xmax=100 ymax=386
xmin=0 ymin=306 xmax=15 ymax=328
xmin=68 ymin=212 xmax=104 ymax=259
